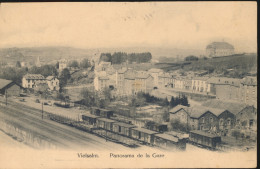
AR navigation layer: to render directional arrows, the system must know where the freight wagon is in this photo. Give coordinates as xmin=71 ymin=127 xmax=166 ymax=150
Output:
xmin=189 ymin=130 xmax=221 ymax=150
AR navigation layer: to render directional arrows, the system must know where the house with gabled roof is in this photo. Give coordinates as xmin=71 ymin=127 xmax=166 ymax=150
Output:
xmin=46 ymin=76 xmax=60 ymax=91
xmin=22 ymin=74 xmax=46 ymax=89
xmin=169 ymin=105 xmax=231 ymax=132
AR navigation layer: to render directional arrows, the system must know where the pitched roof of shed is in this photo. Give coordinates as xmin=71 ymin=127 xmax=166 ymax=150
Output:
xmin=0 ymin=79 xmax=13 ymax=89
xmin=169 ymin=105 xmax=189 ymax=114
xmin=202 ymin=100 xmax=247 ymax=115
xmin=169 ymin=105 xmax=224 ymax=118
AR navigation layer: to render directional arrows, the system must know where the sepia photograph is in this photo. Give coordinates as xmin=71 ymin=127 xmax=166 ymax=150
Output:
xmin=0 ymin=1 xmax=257 ymax=168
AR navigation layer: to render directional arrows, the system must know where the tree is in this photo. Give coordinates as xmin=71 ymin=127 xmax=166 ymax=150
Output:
xmin=80 ymin=88 xmax=96 ymax=107
xmin=162 ymin=110 xmax=169 ymax=122
xmin=185 ymin=55 xmax=199 ymax=61
xmin=182 ymin=95 xmax=189 ymax=106
xmin=68 ymin=60 xmax=79 ymax=68
xmin=169 ymin=96 xmax=175 ymax=108
xmin=59 ymin=68 xmax=71 ymax=89
xmin=80 ymin=59 xmax=91 ymax=68
xmin=29 ymin=65 xmax=58 ymax=77
xmin=162 ymin=97 xmax=169 ymax=107
xmin=55 ymin=62 xmax=59 ymax=69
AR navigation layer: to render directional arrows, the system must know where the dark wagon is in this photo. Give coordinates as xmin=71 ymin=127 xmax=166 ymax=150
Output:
xmin=189 ymin=130 xmax=221 ymax=149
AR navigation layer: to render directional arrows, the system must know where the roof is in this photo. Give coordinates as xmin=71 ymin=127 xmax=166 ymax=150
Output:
xmin=187 ymin=106 xmax=213 ymax=118
xmin=155 ymin=133 xmax=179 ymax=142
xmin=46 ymin=76 xmax=55 ymax=81
xmin=124 ymin=69 xmax=135 ymax=80
xmin=202 ymin=100 xmax=247 ymax=115
xmin=207 ymin=107 xmax=228 ymax=116
xmin=114 ymin=122 xmax=136 ymax=128
xmin=158 ymin=73 xmax=171 ymax=78
xmin=0 ymin=79 xmax=13 ymax=89
xmin=207 ymin=77 xmax=241 ymax=87
xmin=193 ymin=76 xmax=210 ymax=81
xmin=132 ymin=127 xmax=158 ymax=135
xmin=190 ymin=130 xmax=221 ymax=138
xmin=169 ymin=105 xmax=189 ymax=114
xmin=97 ymin=118 xmax=115 ymax=123
xmin=206 ymin=42 xmax=234 ymax=50
xmin=135 ymin=73 xmax=151 ymax=79
xmin=148 ymin=68 xmax=163 ymax=73
xmin=82 ymin=113 xmax=99 ymax=119
xmin=23 ymin=74 xmax=45 ymax=80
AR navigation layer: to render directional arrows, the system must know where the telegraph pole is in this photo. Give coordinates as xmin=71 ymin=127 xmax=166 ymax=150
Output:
xmin=5 ymin=90 xmax=7 ymax=106
xmin=42 ymin=102 xmax=43 ymax=120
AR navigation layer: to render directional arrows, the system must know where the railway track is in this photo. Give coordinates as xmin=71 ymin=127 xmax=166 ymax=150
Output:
xmin=0 ymin=99 xmax=128 ymax=150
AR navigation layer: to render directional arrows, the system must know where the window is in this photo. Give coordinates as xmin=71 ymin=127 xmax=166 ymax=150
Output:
xmin=227 ymin=119 xmax=231 ymax=125
xmin=249 ymin=120 xmax=254 ymax=127
xmin=201 ymin=117 xmax=205 ymax=123
xmin=219 ymin=119 xmax=224 ymax=125
xmin=210 ymin=117 xmax=213 ymax=123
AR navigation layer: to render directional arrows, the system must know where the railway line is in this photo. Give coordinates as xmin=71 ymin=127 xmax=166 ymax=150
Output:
xmin=0 ymin=99 xmax=130 ymax=151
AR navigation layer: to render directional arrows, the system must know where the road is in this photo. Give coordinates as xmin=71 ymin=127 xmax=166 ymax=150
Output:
xmin=0 ymin=98 xmax=135 ymax=151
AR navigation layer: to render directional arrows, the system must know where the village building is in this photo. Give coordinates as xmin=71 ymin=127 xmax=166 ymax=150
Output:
xmin=207 ymin=77 xmax=241 ymax=100
xmin=0 ymin=79 xmax=22 ymax=97
xmin=22 ymin=74 xmax=46 ymax=89
xmin=213 ymin=110 xmax=236 ymax=134
xmin=58 ymin=59 xmax=68 ymax=71
xmin=239 ymin=76 xmax=257 ymax=107
xmin=148 ymin=68 xmax=163 ymax=88
xmin=206 ymin=42 xmax=234 ymax=57
xmin=191 ymin=77 xmax=210 ymax=93
xmin=115 ymin=67 xmax=128 ymax=95
xmin=46 ymin=76 xmax=60 ymax=91
xmin=169 ymin=105 xmax=233 ymax=132
xmin=158 ymin=72 xmax=171 ymax=88
xmin=114 ymin=69 xmax=154 ymax=96
xmin=235 ymin=106 xmax=257 ymax=131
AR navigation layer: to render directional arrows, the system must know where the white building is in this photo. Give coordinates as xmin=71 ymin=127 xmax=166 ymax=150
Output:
xmin=46 ymin=76 xmax=60 ymax=91
xmin=206 ymin=42 xmax=234 ymax=57
xmin=191 ymin=77 xmax=210 ymax=93
xmin=22 ymin=74 xmax=46 ymax=89
xmin=148 ymin=68 xmax=163 ymax=88
xmin=59 ymin=59 xmax=68 ymax=71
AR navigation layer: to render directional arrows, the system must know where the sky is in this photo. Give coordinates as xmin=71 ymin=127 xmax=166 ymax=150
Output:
xmin=0 ymin=2 xmax=257 ymax=53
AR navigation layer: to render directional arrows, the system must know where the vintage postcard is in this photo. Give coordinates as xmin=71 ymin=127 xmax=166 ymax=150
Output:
xmin=0 ymin=2 xmax=257 ymax=168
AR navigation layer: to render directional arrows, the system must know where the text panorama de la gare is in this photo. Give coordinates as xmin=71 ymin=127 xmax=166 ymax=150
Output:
xmin=77 ymin=153 xmax=165 ymax=158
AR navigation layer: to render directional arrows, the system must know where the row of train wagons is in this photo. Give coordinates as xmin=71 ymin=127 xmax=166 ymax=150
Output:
xmin=81 ymin=109 xmax=186 ymax=150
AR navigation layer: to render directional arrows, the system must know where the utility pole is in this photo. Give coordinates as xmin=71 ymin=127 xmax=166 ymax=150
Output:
xmin=42 ymin=102 xmax=43 ymax=120
xmin=5 ymin=90 xmax=7 ymax=106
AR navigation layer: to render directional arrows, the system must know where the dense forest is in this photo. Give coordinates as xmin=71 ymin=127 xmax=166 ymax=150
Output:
xmin=99 ymin=52 xmax=152 ymax=64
